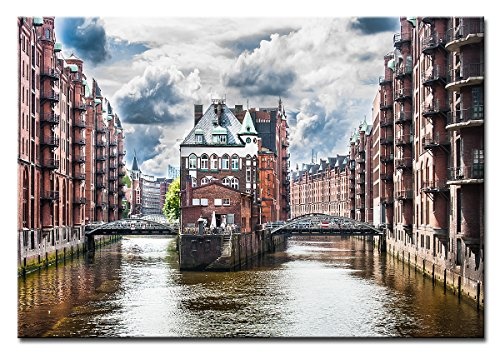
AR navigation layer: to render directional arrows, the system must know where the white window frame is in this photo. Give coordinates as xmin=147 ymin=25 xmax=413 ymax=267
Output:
xmin=200 ymin=154 xmax=208 ymax=169
xmin=210 ymin=155 xmax=218 ymax=170
xmin=223 ymin=198 xmax=230 ymax=206
xmin=221 ymin=154 xmax=230 ymax=170
xmin=231 ymin=178 xmax=239 ymax=190
xmin=189 ymin=154 xmax=197 ymax=169
xmin=231 ymin=155 xmax=239 ymax=170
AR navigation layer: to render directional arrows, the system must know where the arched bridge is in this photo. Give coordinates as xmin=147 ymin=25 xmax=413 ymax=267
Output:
xmin=85 ymin=214 xmax=178 ymax=236
xmin=268 ymin=213 xmax=383 ymax=236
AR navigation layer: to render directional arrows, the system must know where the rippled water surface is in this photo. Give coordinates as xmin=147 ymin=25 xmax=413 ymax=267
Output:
xmin=18 ymin=236 xmax=484 ymax=338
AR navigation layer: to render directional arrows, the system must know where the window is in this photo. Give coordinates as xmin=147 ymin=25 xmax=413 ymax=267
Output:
xmin=200 ymin=198 xmax=208 ymax=206
xmin=472 ymin=149 xmax=484 ymax=178
xmin=222 ymin=154 xmax=229 ymax=170
xmin=45 ymin=29 xmax=51 ymax=40
xmin=222 ymin=177 xmax=231 ymax=187
xmin=191 ymin=177 xmax=197 ymax=187
xmin=192 ymin=198 xmax=200 ymax=206
xmin=246 ymin=168 xmax=251 ymax=182
xmin=214 ymin=199 xmax=222 ymax=206
xmin=223 ymin=198 xmax=230 ymax=206
xmin=201 ymin=177 xmax=210 ymax=185
xmin=231 ymin=155 xmax=239 ymax=170
xmin=200 ymin=154 xmax=208 ymax=169
xmin=231 ymin=178 xmax=239 ymax=190
xmin=227 ymin=214 xmax=234 ymax=224
xmin=196 ymin=134 xmax=203 ymax=143
xmin=189 ymin=154 xmax=197 ymax=169
xmin=210 ymin=155 xmax=218 ymax=170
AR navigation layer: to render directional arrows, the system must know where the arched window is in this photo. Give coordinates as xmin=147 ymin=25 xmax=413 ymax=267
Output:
xmin=231 ymin=154 xmax=239 ymax=170
xmin=188 ymin=154 xmax=197 ymax=169
xmin=221 ymin=154 xmax=230 ymax=170
xmin=210 ymin=154 xmax=218 ymax=170
xmin=231 ymin=177 xmax=239 ymax=190
xmin=191 ymin=177 xmax=197 ymax=187
xmin=222 ymin=177 xmax=231 ymax=187
xmin=200 ymin=154 xmax=208 ymax=170
xmin=201 ymin=177 xmax=210 ymax=185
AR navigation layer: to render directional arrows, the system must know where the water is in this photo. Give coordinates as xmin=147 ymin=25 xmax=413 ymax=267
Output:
xmin=17 ymin=236 xmax=484 ymax=338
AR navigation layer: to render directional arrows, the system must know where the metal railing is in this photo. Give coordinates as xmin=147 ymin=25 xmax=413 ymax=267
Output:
xmin=395 ymin=111 xmax=412 ymax=124
xmin=394 ymin=87 xmax=412 ymax=101
xmin=395 ymin=157 xmax=412 ymax=169
xmin=41 ymin=91 xmax=59 ymax=101
xmin=73 ymin=119 xmax=86 ymax=128
xmin=448 ymin=63 xmax=484 ymax=83
xmin=73 ymin=138 xmax=86 ymax=145
xmin=448 ymin=165 xmax=484 ymax=180
xmin=380 ymin=136 xmax=394 ymax=145
xmin=41 ymin=135 xmax=59 ymax=147
xmin=380 ymin=101 xmax=393 ymax=110
xmin=41 ymin=68 xmax=60 ymax=79
xmin=41 ymin=158 xmax=59 ymax=169
xmin=421 ymin=181 xmax=448 ymax=192
xmin=447 ymin=106 xmax=484 ymax=125
xmin=379 ymin=75 xmax=393 ymax=85
xmin=380 ymin=173 xmax=393 ymax=181
xmin=396 ymin=189 xmax=413 ymax=200
xmin=380 ymin=154 xmax=394 ymax=163
xmin=74 ymin=155 xmax=85 ymax=163
xmin=395 ymin=134 xmax=412 ymax=146
xmin=73 ymin=173 xmax=86 ymax=180
xmin=447 ymin=20 xmax=484 ymax=42
xmin=393 ymin=32 xmax=412 ymax=47
xmin=422 ymin=33 xmax=447 ymax=53
xmin=40 ymin=113 xmax=60 ymax=125
xmin=422 ymin=100 xmax=448 ymax=117
xmin=422 ymin=132 xmax=449 ymax=148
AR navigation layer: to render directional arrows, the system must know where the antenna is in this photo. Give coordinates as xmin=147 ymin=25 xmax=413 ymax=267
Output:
xmin=246 ymin=98 xmax=249 ymax=110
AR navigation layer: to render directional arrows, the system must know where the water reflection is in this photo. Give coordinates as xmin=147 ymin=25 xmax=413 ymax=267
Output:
xmin=18 ymin=236 xmax=483 ymax=338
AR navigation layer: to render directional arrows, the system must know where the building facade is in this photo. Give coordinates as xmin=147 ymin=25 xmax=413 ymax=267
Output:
xmin=179 ymin=99 xmax=260 ymax=232
xmin=17 ymin=17 xmax=126 ymax=273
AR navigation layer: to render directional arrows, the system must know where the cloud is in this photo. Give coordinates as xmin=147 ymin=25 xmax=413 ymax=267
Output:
xmin=58 ymin=17 xmax=110 ymax=65
xmin=351 ymin=17 xmax=400 ymax=35
xmin=113 ymin=65 xmax=202 ymax=125
xmin=220 ymin=27 xmax=298 ymax=55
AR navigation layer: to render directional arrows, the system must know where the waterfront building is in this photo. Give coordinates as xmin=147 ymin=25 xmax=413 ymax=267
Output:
xmin=141 ymin=174 xmax=163 ymax=215
xmin=179 ymin=99 xmax=260 ymax=232
xmin=17 ymin=17 xmax=126 ymax=273
xmin=375 ymin=16 xmax=484 ymax=305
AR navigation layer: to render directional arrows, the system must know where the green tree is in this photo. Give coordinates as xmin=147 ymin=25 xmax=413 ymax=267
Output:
xmin=121 ymin=174 xmax=131 ymax=188
xmin=163 ymin=177 xmax=180 ymax=221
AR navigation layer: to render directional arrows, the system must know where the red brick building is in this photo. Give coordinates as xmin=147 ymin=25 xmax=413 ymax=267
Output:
xmin=17 ymin=17 xmax=126 ymax=273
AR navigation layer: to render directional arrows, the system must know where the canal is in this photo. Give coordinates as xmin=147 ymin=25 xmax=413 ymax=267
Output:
xmin=18 ymin=235 xmax=484 ymax=338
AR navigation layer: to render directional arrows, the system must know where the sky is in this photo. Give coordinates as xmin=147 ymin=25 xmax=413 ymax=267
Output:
xmin=53 ymin=15 xmax=400 ymax=177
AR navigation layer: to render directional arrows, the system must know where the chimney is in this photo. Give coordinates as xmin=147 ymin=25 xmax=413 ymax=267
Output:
xmin=194 ymin=104 xmax=203 ymax=125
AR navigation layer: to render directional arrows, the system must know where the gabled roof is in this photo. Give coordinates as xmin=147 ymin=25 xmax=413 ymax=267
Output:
xmin=238 ymin=111 xmax=258 ymax=135
xmin=181 ymin=102 xmax=245 ymax=146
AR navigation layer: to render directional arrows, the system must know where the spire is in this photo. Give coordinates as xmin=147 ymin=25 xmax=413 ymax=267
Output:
xmin=238 ymin=111 xmax=258 ymax=135
xmin=132 ymin=150 xmax=140 ymax=171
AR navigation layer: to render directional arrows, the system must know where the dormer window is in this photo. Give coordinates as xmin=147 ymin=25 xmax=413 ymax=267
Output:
xmin=196 ymin=134 xmax=203 ymax=143
xmin=194 ymin=129 xmax=204 ymax=144
xmin=212 ymin=126 xmax=227 ymax=144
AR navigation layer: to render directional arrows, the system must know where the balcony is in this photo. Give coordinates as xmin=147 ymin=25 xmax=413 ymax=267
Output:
xmin=355 ymin=156 xmax=365 ymax=164
xmin=73 ymin=119 xmax=86 ymax=128
xmin=73 ymin=197 xmax=86 ymax=205
xmin=109 ymin=139 xmax=118 ymax=146
xmin=41 ymin=90 xmax=59 ymax=102
xmin=40 ymin=113 xmax=60 ymax=125
xmin=394 ymin=88 xmax=412 ymax=102
xmin=393 ymin=32 xmax=411 ymax=48
xmin=395 ymin=157 xmax=412 ymax=170
xmin=356 ymin=187 xmax=365 ymax=195
xmin=40 ymin=68 xmax=60 ymax=80
xmin=380 ymin=101 xmax=393 ymax=111
xmin=422 ymin=132 xmax=450 ymax=151
xmin=395 ymin=65 xmax=412 ymax=80
xmin=41 ymin=190 xmax=59 ymax=201
xmin=109 ymin=163 xmax=117 ymax=170
xmin=380 ymin=173 xmax=393 ymax=182
xmin=96 ymin=183 xmax=106 ymax=189
xmin=395 ymin=134 xmax=412 ymax=146
xmin=73 ymin=173 xmax=86 ymax=180
xmin=422 ymin=65 xmax=447 ymax=87
xmin=446 ymin=106 xmax=484 ymax=130
xmin=379 ymin=75 xmax=393 ymax=86
xmin=380 ymin=136 xmax=394 ymax=145
xmin=96 ymin=154 xmax=107 ymax=161
xmin=349 ymin=174 xmax=355 ymax=180
xmin=445 ymin=19 xmax=484 ymax=52
xmin=422 ymin=100 xmax=449 ymax=119
xmin=421 ymin=181 xmax=449 ymax=194
xmin=380 ymin=116 xmax=393 ymax=127
xmin=395 ymin=111 xmax=412 ymax=124
xmin=72 ymin=72 xmax=83 ymax=83
xmin=41 ymin=158 xmax=59 ymax=170
xmin=396 ymin=189 xmax=413 ymax=200
xmin=422 ymin=33 xmax=446 ymax=55
xmin=97 ymin=168 xmax=106 ymax=175
xmin=380 ymin=154 xmax=394 ymax=164
xmin=73 ymin=138 xmax=86 ymax=146
xmin=110 ymin=151 xmax=117 ymax=158
xmin=96 ymin=202 xmax=108 ymax=209
xmin=96 ymin=141 xmax=106 ymax=147
xmin=74 ymin=102 xmax=87 ymax=111
xmin=74 ymin=154 xmax=85 ymax=163
xmin=41 ymin=135 xmax=59 ymax=147
xmin=109 ymin=203 xmax=118 ymax=210
xmin=448 ymin=165 xmax=484 ymax=185
xmin=109 ymin=175 xmax=117 ymax=181
xmin=446 ymin=63 xmax=484 ymax=92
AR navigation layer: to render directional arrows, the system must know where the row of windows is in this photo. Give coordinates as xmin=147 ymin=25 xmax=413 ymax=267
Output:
xmin=192 ymin=198 xmax=230 ymax=206
xmin=192 ymin=176 xmax=240 ymax=190
xmin=188 ymin=153 xmax=239 ymax=170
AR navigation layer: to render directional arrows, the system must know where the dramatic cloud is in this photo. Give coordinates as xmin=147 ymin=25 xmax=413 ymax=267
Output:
xmin=220 ymin=28 xmax=298 ymax=55
xmin=58 ymin=18 xmax=110 ymax=65
xmin=351 ymin=17 xmax=400 ymax=35
xmin=113 ymin=65 xmax=202 ymax=125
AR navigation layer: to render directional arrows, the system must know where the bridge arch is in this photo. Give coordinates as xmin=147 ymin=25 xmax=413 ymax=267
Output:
xmin=85 ymin=215 xmax=177 ymax=236
xmin=269 ymin=213 xmax=383 ymax=236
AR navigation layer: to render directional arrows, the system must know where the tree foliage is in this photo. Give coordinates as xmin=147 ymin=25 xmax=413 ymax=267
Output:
xmin=162 ymin=177 xmax=180 ymax=221
xmin=121 ymin=174 xmax=131 ymax=188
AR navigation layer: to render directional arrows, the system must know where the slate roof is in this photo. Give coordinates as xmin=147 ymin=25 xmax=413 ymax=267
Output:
xmin=181 ymin=103 xmax=246 ymax=146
